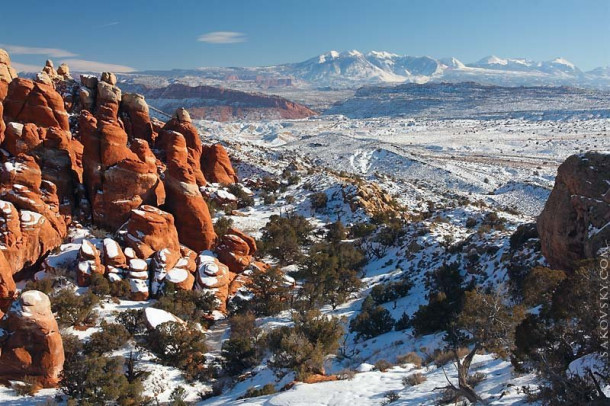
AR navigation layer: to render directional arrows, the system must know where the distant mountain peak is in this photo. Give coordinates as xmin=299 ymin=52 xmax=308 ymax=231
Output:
xmin=478 ymin=55 xmax=508 ymax=66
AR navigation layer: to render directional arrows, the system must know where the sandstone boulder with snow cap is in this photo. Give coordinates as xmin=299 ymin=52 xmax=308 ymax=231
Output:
xmin=538 ymin=152 xmax=610 ymax=271
xmin=163 ymin=132 xmax=216 ymax=252
xmin=102 ymin=237 xmax=127 ymax=268
xmin=195 ymin=252 xmax=230 ymax=311
xmin=128 ymin=258 xmax=149 ymax=301
xmin=122 ymin=205 xmax=180 ymax=259
xmin=77 ymin=239 xmax=105 ymax=286
xmin=0 ymin=290 xmax=64 ymax=387
xmin=201 ymin=143 xmax=238 ymax=184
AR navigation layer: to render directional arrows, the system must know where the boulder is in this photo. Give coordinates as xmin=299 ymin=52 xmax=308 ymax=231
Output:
xmin=195 ymin=252 xmax=230 ymax=312
xmin=76 ymin=240 xmax=105 ymax=286
xmin=144 ymin=307 xmax=184 ymax=329
xmin=538 ymin=152 xmax=610 ymax=271
xmin=122 ymin=205 xmax=180 ymax=259
xmin=102 ymin=238 xmax=127 ymax=268
xmin=163 ymin=132 xmax=216 ymax=252
xmin=95 ymin=80 xmax=122 ymax=123
xmin=201 ymin=143 xmax=238 ymax=184
xmin=215 ymin=228 xmax=256 ymax=273
xmin=128 ymin=258 xmax=149 ymax=301
xmin=3 ymin=122 xmax=46 ymax=156
xmin=0 ymin=290 xmax=64 ymax=387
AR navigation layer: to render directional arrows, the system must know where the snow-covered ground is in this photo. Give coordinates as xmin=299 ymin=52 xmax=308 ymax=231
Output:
xmin=202 ymin=115 xmax=610 ymax=216
xmin=4 ymin=104 xmax=608 ymax=405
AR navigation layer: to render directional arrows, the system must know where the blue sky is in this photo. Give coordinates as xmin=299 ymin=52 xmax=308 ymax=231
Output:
xmin=1 ymin=0 xmax=608 ymax=72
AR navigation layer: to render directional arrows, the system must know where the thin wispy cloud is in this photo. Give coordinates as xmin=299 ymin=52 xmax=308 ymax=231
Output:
xmin=0 ymin=44 xmax=77 ymax=58
xmin=60 ymin=59 xmax=135 ymax=73
xmin=197 ymin=31 xmax=246 ymax=44
xmin=10 ymin=61 xmax=42 ymax=73
xmin=98 ymin=21 xmax=120 ymax=28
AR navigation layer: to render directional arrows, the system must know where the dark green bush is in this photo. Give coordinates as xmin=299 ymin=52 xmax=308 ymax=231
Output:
xmin=85 ymin=322 xmax=131 ymax=355
xmin=349 ymin=305 xmax=395 ymax=340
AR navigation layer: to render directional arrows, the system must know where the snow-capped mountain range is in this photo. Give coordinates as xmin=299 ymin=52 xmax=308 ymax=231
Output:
xmin=120 ymin=50 xmax=610 ymax=92
xmin=274 ymin=50 xmax=606 ymax=87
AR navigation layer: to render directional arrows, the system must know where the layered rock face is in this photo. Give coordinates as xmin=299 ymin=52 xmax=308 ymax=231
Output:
xmin=118 ymin=82 xmax=318 ymax=121
xmin=0 ymin=290 xmax=64 ymax=387
xmin=164 ymin=132 xmax=216 ymax=252
xmin=538 ymin=152 xmax=610 ymax=271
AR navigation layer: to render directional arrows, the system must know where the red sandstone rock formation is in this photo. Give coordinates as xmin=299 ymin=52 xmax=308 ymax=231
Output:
xmin=164 ymin=132 xmax=216 ymax=252
xmin=0 ymin=290 xmax=64 ymax=387
xmin=122 ymin=205 xmax=180 ymax=259
xmin=201 ymin=143 xmax=238 ymax=184
xmin=158 ymin=108 xmax=206 ymax=186
xmin=76 ymin=240 xmax=105 ymax=287
xmin=0 ymin=48 xmax=18 ymax=101
xmin=3 ymin=78 xmax=70 ymax=131
xmin=79 ymin=110 xmax=165 ymax=230
xmin=0 ymin=251 xmax=16 ymax=316
xmin=121 ymin=93 xmax=156 ymax=144
xmin=538 ymin=152 xmax=610 ymax=271
xmin=196 ymin=252 xmax=231 ymax=312
xmin=215 ymin=227 xmax=256 ymax=273
xmin=0 ymin=156 xmax=67 ymax=275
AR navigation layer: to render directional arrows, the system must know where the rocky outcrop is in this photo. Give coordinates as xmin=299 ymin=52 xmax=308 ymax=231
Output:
xmin=0 ymin=251 xmax=16 ymax=316
xmin=77 ymin=240 xmax=105 ymax=286
xmin=215 ymin=227 xmax=256 ymax=273
xmin=196 ymin=252 xmax=231 ymax=311
xmin=164 ymin=132 xmax=216 ymax=252
xmin=122 ymin=205 xmax=180 ymax=259
xmin=128 ymin=258 xmax=149 ymax=300
xmin=538 ymin=152 xmax=610 ymax=271
xmin=0 ymin=290 xmax=64 ymax=387
xmin=0 ymin=49 xmax=18 ymax=100
xmin=0 ymin=156 xmax=67 ymax=276
xmin=121 ymin=93 xmax=156 ymax=144
xmin=201 ymin=143 xmax=238 ymax=184
xmin=3 ymin=78 xmax=70 ymax=131
xmin=158 ymin=108 xmax=206 ymax=186
xmin=79 ymin=110 xmax=165 ymax=230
